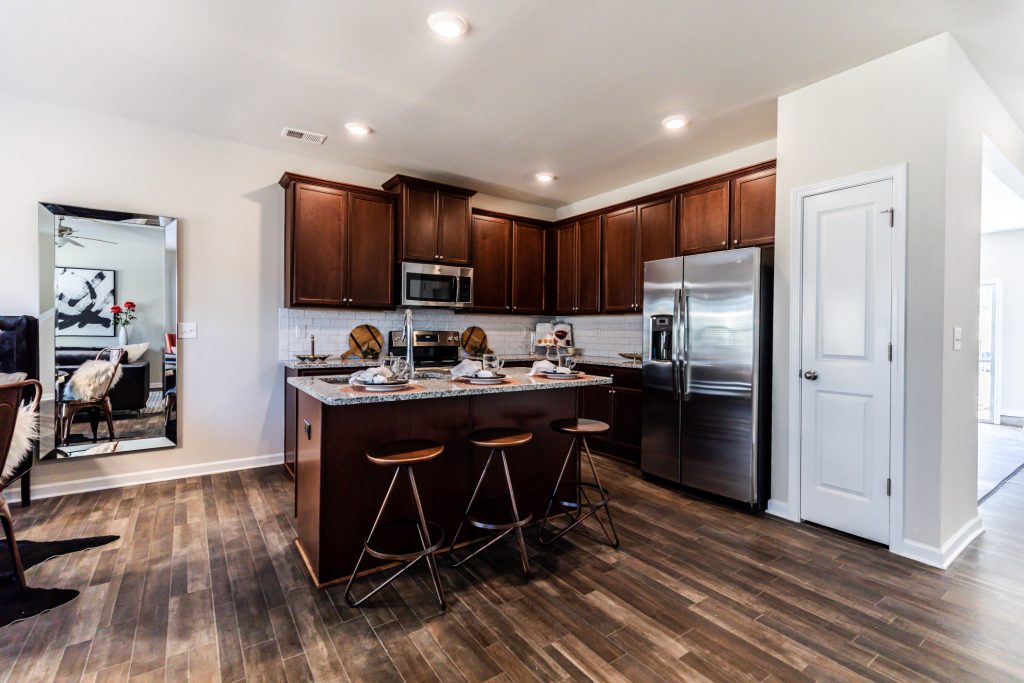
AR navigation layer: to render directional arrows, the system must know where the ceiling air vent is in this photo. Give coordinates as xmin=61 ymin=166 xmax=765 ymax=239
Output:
xmin=281 ymin=127 xmax=327 ymax=145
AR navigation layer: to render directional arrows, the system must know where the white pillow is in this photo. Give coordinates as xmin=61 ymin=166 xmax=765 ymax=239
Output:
xmin=3 ymin=402 xmax=37 ymax=483
xmin=119 ymin=342 xmax=150 ymax=363
xmin=68 ymin=360 xmax=123 ymax=400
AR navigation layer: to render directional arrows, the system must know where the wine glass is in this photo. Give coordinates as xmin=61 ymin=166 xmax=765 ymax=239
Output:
xmin=389 ymin=356 xmax=409 ymax=381
xmin=482 ymin=353 xmax=504 ymax=374
xmin=564 ymin=356 xmax=578 ymax=373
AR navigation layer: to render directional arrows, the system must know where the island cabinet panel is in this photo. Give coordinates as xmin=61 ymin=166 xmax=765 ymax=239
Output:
xmin=636 ymin=196 xmax=676 ymax=296
xmin=577 ymin=364 xmax=642 ymax=463
xmin=471 ymin=214 xmax=511 ymax=312
xmin=601 ymin=206 xmax=639 ymax=313
xmin=679 ymin=180 xmax=731 ymax=255
xmin=554 ymin=222 xmax=578 ymax=314
xmin=281 ymin=172 xmax=396 ymax=308
xmin=384 ymin=174 xmax=477 ymax=265
xmin=290 ymin=183 xmax=346 ymax=306
xmin=731 ymin=167 xmax=777 ymax=247
xmin=347 ymin=192 xmax=395 ymax=307
xmin=511 ymin=220 xmax=547 ymax=314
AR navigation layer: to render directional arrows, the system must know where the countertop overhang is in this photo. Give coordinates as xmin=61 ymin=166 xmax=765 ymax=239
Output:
xmin=288 ymin=367 xmax=613 ymax=405
xmin=281 ymin=353 xmax=642 ymax=371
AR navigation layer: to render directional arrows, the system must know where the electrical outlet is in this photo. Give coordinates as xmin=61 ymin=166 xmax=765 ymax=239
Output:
xmin=953 ymin=326 xmax=962 ymax=351
xmin=178 ymin=322 xmax=197 ymax=339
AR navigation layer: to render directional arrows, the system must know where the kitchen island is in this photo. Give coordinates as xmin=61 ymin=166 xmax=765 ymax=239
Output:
xmin=288 ymin=367 xmax=613 ymax=586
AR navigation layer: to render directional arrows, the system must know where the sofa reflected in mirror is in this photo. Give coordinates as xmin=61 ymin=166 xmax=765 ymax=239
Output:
xmin=37 ymin=203 xmax=178 ymax=460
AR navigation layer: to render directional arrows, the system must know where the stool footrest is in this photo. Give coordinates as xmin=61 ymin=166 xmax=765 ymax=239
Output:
xmin=468 ymin=511 xmax=534 ymax=531
xmin=364 ymin=519 xmax=444 ymax=562
xmin=550 ymin=482 xmax=611 ymax=511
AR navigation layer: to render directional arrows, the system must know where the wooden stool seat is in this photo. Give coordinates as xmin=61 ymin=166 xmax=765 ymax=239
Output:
xmin=550 ymin=418 xmax=610 ymax=435
xmin=468 ymin=428 xmax=533 ymax=449
xmin=366 ymin=439 xmax=444 ymax=466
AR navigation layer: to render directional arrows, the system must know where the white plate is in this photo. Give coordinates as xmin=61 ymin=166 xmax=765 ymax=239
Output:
xmin=539 ymin=372 xmax=580 ymax=380
xmin=464 ymin=377 xmax=507 ymax=385
xmin=353 ymin=381 xmax=410 ymax=392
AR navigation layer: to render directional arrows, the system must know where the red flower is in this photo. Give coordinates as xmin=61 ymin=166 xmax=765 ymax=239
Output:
xmin=110 ymin=305 xmax=122 ymax=314
xmin=124 ymin=301 xmax=136 ymax=310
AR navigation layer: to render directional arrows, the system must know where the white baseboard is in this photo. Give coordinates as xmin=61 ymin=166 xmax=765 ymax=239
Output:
xmin=895 ymin=515 xmax=984 ymax=569
xmin=3 ymin=452 xmax=284 ymax=505
xmin=999 ymin=408 xmax=1024 ymax=418
xmin=766 ymin=498 xmax=798 ymax=522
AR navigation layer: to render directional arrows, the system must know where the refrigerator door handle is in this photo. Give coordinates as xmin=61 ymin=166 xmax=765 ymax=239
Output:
xmin=681 ymin=288 xmax=692 ymax=400
xmin=672 ymin=288 xmax=682 ymax=399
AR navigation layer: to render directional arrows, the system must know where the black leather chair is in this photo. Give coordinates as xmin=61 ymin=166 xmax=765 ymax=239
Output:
xmin=56 ymin=346 xmax=150 ymax=414
xmin=0 ymin=316 xmax=38 ymax=507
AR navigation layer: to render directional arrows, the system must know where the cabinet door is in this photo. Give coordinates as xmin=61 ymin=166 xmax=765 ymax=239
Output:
xmin=601 ymin=206 xmax=638 ymax=313
xmin=438 ymin=192 xmax=471 ymax=264
xmin=731 ymin=168 xmax=776 ymax=247
xmin=554 ymin=223 xmax=578 ymax=314
xmin=577 ymin=216 xmax=602 ymax=314
xmin=511 ymin=221 xmax=547 ymax=314
xmin=637 ymin=196 xmax=676 ymax=297
xmin=611 ymin=387 xmax=643 ymax=458
xmin=402 ymin=186 xmax=438 ymax=262
xmin=290 ymin=183 xmax=346 ymax=306
xmin=679 ymin=181 xmax=730 ymax=255
xmin=471 ymin=214 xmax=511 ymax=312
xmin=346 ymin=192 xmax=395 ymax=307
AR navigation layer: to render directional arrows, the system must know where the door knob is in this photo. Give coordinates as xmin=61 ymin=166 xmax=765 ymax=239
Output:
xmin=803 ymin=370 xmax=818 ymax=381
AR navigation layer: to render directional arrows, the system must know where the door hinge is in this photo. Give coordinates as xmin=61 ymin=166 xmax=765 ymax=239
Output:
xmin=886 ymin=478 xmax=892 ymax=496
xmin=888 ymin=343 xmax=893 ymax=362
xmin=881 ymin=207 xmax=894 ymax=227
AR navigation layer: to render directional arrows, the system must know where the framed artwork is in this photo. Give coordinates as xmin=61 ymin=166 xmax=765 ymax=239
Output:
xmin=55 ymin=267 xmax=116 ymax=336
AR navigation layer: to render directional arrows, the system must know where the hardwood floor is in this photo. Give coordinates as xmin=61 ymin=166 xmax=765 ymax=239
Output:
xmin=978 ymin=422 xmax=1024 ymax=501
xmin=2 ymin=458 xmax=1023 ymax=682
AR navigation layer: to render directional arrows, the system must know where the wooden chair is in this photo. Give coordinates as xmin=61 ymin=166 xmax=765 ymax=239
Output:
xmin=56 ymin=348 xmax=121 ymax=446
xmin=0 ymin=378 xmax=42 ymax=589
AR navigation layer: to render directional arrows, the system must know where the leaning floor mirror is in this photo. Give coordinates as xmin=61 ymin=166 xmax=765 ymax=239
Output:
xmin=38 ymin=203 xmax=178 ymax=459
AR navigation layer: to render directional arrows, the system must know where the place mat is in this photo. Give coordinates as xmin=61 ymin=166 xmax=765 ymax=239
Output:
xmin=339 ymin=383 xmax=427 ymax=396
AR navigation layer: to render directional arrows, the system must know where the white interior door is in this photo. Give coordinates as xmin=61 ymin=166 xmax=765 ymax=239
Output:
xmin=800 ymin=179 xmax=893 ymax=544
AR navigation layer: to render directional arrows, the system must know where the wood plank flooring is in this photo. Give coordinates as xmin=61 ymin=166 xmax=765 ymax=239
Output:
xmin=978 ymin=422 xmax=1024 ymax=500
xmin=2 ymin=457 xmax=1023 ymax=682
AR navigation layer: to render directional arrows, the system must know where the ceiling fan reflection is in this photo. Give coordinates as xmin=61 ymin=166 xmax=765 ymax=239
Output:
xmin=55 ymin=218 xmax=118 ymax=248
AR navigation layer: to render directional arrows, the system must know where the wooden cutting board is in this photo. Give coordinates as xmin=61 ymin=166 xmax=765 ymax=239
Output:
xmin=344 ymin=324 xmax=384 ymax=359
xmin=461 ymin=326 xmax=493 ymax=356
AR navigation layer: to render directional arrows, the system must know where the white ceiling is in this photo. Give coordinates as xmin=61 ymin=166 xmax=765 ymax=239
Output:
xmin=1 ymin=1 xmax=1022 ymax=206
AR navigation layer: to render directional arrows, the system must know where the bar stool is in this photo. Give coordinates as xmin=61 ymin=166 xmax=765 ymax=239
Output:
xmin=538 ymin=418 xmax=619 ymax=548
xmin=449 ymin=428 xmax=534 ymax=576
xmin=344 ymin=439 xmax=447 ymax=610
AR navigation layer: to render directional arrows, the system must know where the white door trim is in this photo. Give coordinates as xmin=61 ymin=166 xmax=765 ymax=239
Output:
xmin=785 ymin=164 xmax=907 ymax=556
xmin=979 ymin=279 xmax=1003 ymax=425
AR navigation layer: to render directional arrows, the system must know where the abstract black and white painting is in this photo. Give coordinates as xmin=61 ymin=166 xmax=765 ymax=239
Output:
xmin=55 ymin=267 xmax=115 ymax=336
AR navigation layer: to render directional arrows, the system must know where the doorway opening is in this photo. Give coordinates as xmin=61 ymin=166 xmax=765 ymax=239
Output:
xmin=978 ymin=141 xmax=1024 ymax=503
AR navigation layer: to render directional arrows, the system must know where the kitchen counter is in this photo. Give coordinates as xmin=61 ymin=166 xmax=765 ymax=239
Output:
xmin=288 ymin=367 xmax=612 ymax=405
xmin=292 ymin=367 xmax=604 ymax=586
xmin=280 ymin=353 xmax=642 ymax=370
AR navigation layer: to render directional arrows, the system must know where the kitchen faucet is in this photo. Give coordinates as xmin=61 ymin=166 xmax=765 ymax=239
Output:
xmin=400 ymin=308 xmax=415 ymax=378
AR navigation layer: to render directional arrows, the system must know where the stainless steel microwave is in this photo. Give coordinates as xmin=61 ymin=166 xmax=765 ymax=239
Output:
xmin=400 ymin=262 xmax=473 ymax=308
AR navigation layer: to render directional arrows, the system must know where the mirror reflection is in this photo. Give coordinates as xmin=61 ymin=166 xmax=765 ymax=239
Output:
xmin=38 ymin=203 xmax=178 ymax=459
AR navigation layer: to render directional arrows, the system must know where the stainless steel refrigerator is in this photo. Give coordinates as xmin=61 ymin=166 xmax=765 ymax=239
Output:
xmin=641 ymin=247 xmax=772 ymax=509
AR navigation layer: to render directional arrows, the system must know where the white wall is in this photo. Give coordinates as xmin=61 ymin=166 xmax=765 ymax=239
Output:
xmin=0 ymin=93 xmax=555 ymax=490
xmin=772 ymin=33 xmax=1024 ymax=557
xmin=981 ymin=229 xmax=1024 ymax=420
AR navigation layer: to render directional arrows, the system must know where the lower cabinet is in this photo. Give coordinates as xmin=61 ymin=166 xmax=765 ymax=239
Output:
xmin=577 ymin=364 xmax=642 ymax=464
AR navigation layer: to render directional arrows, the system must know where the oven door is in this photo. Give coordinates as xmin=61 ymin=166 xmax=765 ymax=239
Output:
xmin=401 ymin=263 xmax=473 ymax=308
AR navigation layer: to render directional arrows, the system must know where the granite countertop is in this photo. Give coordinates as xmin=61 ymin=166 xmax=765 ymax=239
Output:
xmin=281 ymin=354 xmax=642 ymax=370
xmin=288 ymin=367 xmax=613 ymax=405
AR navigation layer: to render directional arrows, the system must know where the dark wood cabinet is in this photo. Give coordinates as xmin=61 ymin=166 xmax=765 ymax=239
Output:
xmin=471 ymin=214 xmax=511 ymax=312
xmin=383 ymin=175 xmax=476 ymax=265
xmin=731 ymin=167 xmax=776 ymax=247
xmin=679 ymin=180 xmax=731 ymax=255
xmin=636 ymin=196 xmax=676 ymax=298
xmin=555 ymin=217 xmax=602 ymax=315
xmin=281 ymin=173 xmax=395 ymax=308
xmin=577 ymin=364 xmax=642 ymax=463
xmin=511 ymin=221 xmax=546 ymax=314
xmin=601 ymin=206 xmax=638 ymax=313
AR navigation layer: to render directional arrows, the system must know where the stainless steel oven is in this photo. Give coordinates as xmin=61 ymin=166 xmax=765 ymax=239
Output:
xmin=400 ymin=262 xmax=473 ymax=308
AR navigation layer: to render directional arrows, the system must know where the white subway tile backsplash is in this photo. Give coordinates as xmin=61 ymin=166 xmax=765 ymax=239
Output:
xmin=278 ymin=307 xmax=642 ymax=360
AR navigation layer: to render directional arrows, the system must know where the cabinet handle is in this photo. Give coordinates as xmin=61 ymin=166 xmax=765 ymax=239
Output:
xmin=721 ymin=241 xmax=726 ymax=246
xmin=733 ymin=239 xmax=739 ymax=245
xmin=303 ymin=420 xmax=312 ymax=440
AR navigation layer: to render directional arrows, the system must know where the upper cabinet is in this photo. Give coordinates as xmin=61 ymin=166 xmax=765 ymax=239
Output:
xmin=601 ymin=206 xmax=639 ymax=313
xmin=470 ymin=213 xmax=511 ymax=312
xmin=636 ymin=196 xmax=676 ymax=296
xmin=281 ymin=173 xmax=395 ymax=308
xmin=383 ymin=175 xmax=475 ymax=265
xmin=555 ymin=216 xmax=601 ymax=315
xmin=678 ymin=180 xmax=731 ymax=255
xmin=511 ymin=220 xmax=546 ymax=314
xmin=731 ymin=167 xmax=777 ymax=248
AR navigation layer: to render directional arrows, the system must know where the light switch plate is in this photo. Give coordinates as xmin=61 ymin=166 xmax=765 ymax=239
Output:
xmin=953 ymin=326 xmax=962 ymax=351
xmin=178 ymin=322 xmax=197 ymax=339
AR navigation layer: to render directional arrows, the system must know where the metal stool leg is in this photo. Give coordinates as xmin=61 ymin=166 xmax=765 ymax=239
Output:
xmin=581 ymin=437 xmax=619 ymax=548
xmin=499 ymin=449 xmax=530 ymax=575
xmin=538 ymin=436 xmax=578 ymax=545
xmin=408 ymin=467 xmax=446 ymax=610
xmin=344 ymin=467 xmax=402 ymax=607
xmin=448 ymin=449 xmax=495 ymax=562
xmin=538 ymin=434 xmax=619 ymax=548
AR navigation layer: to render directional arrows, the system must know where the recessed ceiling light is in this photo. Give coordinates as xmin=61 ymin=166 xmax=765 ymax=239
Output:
xmin=428 ymin=12 xmax=468 ymax=38
xmin=535 ymin=172 xmax=556 ymax=183
xmin=661 ymin=115 xmax=689 ymax=130
xmin=344 ymin=122 xmax=372 ymax=136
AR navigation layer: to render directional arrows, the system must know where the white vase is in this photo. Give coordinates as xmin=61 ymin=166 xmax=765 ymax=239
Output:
xmin=117 ymin=326 xmax=128 ymax=346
